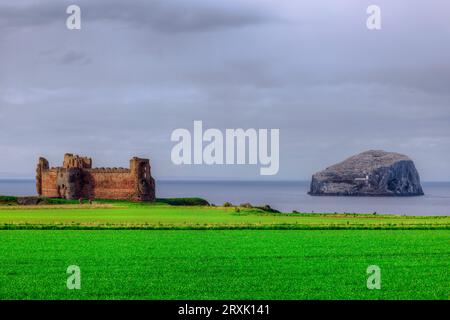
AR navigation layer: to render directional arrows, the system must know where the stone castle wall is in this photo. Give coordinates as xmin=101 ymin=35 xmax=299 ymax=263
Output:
xmin=36 ymin=154 xmax=155 ymax=201
xmin=39 ymin=168 xmax=59 ymax=198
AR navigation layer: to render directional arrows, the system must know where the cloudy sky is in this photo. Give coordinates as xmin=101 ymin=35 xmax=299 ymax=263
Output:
xmin=0 ymin=0 xmax=449 ymax=181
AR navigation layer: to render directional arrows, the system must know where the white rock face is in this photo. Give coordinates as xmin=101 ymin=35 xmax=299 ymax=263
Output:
xmin=309 ymin=150 xmax=424 ymax=196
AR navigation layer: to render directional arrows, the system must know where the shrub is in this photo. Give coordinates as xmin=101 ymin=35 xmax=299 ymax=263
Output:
xmin=0 ymin=195 xmax=18 ymax=204
xmin=254 ymin=205 xmax=280 ymax=213
xmin=156 ymin=198 xmax=210 ymax=206
xmin=39 ymin=198 xmax=79 ymax=205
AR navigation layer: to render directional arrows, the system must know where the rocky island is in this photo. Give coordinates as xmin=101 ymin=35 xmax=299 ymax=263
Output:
xmin=309 ymin=150 xmax=424 ymax=196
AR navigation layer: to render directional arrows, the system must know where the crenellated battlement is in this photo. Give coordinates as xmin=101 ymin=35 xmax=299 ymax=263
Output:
xmin=89 ymin=168 xmax=130 ymax=173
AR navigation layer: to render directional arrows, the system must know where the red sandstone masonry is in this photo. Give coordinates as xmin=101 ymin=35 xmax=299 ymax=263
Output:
xmin=36 ymin=154 xmax=155 ymax=201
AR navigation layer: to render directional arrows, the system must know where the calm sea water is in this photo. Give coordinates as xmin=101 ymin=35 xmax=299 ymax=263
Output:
xmin=1 ymin=179 xmax=449 ymax=216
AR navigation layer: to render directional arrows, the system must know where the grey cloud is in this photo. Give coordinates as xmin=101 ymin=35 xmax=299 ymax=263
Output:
xmin=59 ymin=50 xmax=91 ymax=65
xmin=90 ymin=0 xmax=278 ymax=33
xmin=0 ymin=0 xmax=449 ymax=181
xmin=0 ymin=0 xmax=278 ymax=33
xmin=0 ymin=1 xmax=62 ymax=30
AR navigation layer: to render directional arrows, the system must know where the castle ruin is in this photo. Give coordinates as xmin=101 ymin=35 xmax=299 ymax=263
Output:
xmin=36 ymin=154 xmax=155 ymax=201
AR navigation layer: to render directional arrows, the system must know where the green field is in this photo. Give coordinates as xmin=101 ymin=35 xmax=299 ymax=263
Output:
xmin=0 ymin=201 xmax=449 ymax=230
xmin=0 ymin=200 xmax=448 ymax=300
xmin=0 ymin=229 xmax=448 ymax=299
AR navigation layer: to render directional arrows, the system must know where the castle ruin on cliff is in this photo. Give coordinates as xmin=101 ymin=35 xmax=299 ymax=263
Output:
xmin=36 ymin=154 xmax=155 ymax=201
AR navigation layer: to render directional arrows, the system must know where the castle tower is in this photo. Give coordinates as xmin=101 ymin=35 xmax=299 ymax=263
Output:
xmin=63 ymin=153 xmax=92 ymax=169
xmin=36 ymin=157 xmax=49 ymax=196
xmin=130 ymin=157 xmax=156 ymax=201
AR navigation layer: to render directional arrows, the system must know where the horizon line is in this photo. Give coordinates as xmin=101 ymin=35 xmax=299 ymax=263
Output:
xmin=0 ymin=177 xmax=449 ymax=184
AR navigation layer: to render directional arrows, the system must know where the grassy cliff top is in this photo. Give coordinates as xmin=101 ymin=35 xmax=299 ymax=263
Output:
xmin=0 ymin=196 xmax=448 ymax=230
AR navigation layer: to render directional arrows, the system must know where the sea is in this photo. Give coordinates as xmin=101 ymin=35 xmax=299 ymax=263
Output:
xmin=1 ymin=179 xmax=449 ymax=216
